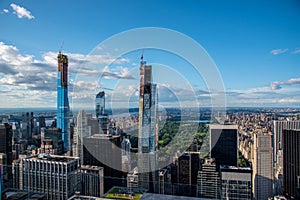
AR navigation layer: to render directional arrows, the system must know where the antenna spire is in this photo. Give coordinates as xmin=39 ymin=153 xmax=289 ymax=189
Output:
xmin=59 ymin=41 xmax=64 ymax=53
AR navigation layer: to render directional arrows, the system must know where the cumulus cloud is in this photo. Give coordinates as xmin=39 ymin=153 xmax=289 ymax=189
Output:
xmin=270 ymin=77 xmax=300 ymax=90
xmin=101 ymin=66 xmax=136 ymax=80
xmin=270 ymin=48 xmax=288 ymax=55
xmin=0 ymin=41 xmax=133 ymax=107
xmin=3 ymin=9 xmax=9 ymax=13
xmin=10 ymin=3 xmax=34 ymax=19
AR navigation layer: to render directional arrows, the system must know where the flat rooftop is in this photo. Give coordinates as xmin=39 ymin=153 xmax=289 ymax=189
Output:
xmin=140 ymin=193 xmax=213 ymax=200
xmin=87 ymin=134 xmax=121 ymax=139
xmin=25 ymin=154 xmax=79 ymax=163
xmin=210 ymin=124 xmax=238 ymax=130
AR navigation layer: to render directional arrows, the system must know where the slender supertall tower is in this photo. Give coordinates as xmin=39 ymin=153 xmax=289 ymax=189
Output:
xmin=57 ymin=52 xmax=69 ymax=152
xmin=137 ymin=56 xmax=158 ymax=192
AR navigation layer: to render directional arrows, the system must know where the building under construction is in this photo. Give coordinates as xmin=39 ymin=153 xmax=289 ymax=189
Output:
xmin=57 ymin=52 xmax=69 ymax=152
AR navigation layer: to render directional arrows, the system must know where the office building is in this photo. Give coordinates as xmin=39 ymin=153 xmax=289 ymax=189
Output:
xmin=38 ymin=139 xmax=59 ymax=155
xmin=175 ymin=152 xmax=200 ymax=197
xmin=21 ymin=112 xmax=34 ymax=139
xmin=57 ymin=52 xmax=70 ymax=152
xmin=95 ymin=91 xmax=105 ymax=118
xmin=273 ymin=121 xmax=300 ymax=175
xmin=283 ymin=129 xmax=300 ymax=199
xmin=121 ymin=137 xmax=131 ymax=172
xmin=137 ymin=59 xmax=158 ymax=192
xmin=78 ymin=165 xmax=104 ymax=197
xmin=0 ymin=154 xmax=6 ymax=181
xmin=17 ymin=154 xmax=79 ymax=200
xmin=73 ymin=110 xmax=92 ymax=163
xmin=253 ymin=132 xmax=273 ymax=200
xmin=83 ymin=134 xmax=124 ymax=192
xmin=0 ymin=123 xmax=12 ymax=165
xmin=0 ymin=123 xmax=12 ymax=186
xmin=197 ymin=158 xmax=220 ymax=199
xmin=210 ymin=124 xmax=238 ymax=167
xmin=39 ymin=127 xmax=63 ymax=155
xmin=220 ymin=165 xmax=252 ymax=200
xmin=95 ymin=91 xmax=108 ymax=134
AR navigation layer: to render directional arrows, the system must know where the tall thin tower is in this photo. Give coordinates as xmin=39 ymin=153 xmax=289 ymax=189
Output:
xmin=57 ymin=52 xmax=69 ymax=152
xmin=137 ymin=56 xmax=158 ymax=191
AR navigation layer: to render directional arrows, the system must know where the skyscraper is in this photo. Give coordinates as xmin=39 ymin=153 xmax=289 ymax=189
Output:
xmin=253 ymin=132 xmax=273 ymax=200
xmin=176 ymin=152 xmax=200 ymax=197
xmin=0 ymin=123 xmax=13 ymax=185
xmin=210 ymin=124 xmax=238 ymax=168
xmin=283 ymin=129 xmax=300 ymax=198
xmin=273 ymin=121 xmax=300 ymax=176
xmin=73 ymin=110 xmax=92 ymax=163
xmin=83 ymin=134 xmax=124 ymax=192
xmin=137 ymin=59 xmax=158 ymax=191
xmin=95 ymin=91 xmax=108 ymax=134
xmin=57 ymin=52 xmax=69 ymax=152
xmin=95 ymin=91 xmax=105 ymax=118
xmin=0 ymin=123 xmax=12 ymax=165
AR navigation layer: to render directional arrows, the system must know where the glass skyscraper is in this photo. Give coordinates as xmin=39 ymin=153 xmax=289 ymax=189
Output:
xmin=57 ymin=52 xmax=69 ymax=152
xmin=137 ymin=59 xmax=158 ymax=192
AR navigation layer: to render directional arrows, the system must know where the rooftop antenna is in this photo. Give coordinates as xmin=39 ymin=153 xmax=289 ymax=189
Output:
xmin=59 ymin=41 xmax=64 ymax=53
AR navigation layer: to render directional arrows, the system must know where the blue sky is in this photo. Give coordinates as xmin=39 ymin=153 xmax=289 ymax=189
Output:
xmin=0 ymin=0 xmax=300 ymax=108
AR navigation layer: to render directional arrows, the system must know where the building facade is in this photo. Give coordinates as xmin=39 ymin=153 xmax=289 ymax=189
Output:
xmin=95 ymin=91 xmax=108 ymax=134
xmin=210 ymin=124 xmax=238 ymax=168
xmin=283 ymin=129 xmax=300 ymax=199
xmin=73 ymin=110 xmax=92 ymax=163
xmin=197 ymin=158 xmax=220 ymax=199
xmin=220 ymin=166 xmax=252 ymax=200
xmin=253 ymin=132 xmax=273 ymax=200
xmin=17 ymin=154 xmax=79 ymax=200
xmin=78 ymin=165 xmax=104 ymax=197
xmin=83 ymin=134 xmax=124 ymax=192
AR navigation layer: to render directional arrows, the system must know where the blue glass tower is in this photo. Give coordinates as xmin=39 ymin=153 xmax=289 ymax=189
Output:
xmin=57 ymin=52 xmax=69 ymax=152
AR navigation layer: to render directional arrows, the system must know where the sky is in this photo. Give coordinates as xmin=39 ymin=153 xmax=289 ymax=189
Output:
xmin=0 ymin=0 xmax=300 ymax=109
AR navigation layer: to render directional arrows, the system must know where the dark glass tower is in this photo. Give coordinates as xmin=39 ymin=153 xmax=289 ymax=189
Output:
xmin=283 ymin=129 xmax=300 ymax=198
xmin=210 ymin=124 xmax=238 ymax=168
xmin=57 ymin=52 xmax=69 ymax=152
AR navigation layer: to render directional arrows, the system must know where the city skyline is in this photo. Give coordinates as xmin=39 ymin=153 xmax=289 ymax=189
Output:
xmin=0 ymin=0 xmax=300 ymax=108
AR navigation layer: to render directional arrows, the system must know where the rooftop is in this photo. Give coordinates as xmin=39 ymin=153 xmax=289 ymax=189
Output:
xmin=81 ymin=165 xmax=103 ymax=170
xmin=87 ymin=133 xmax=121 ymax=139
xmin=104 ymin=187 xmax=146 ymax=200
xmin=210 ymin=124 xmax=238 ymax=130
xmin=24 ymin=154 xmax=79 ymax=163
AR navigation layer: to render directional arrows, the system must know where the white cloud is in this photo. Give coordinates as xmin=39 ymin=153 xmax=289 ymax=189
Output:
xmin=269 ymin=77 xmax=300 ymax=90
xmin=270 ymin=48 xmax=288 ymax=55
xmin=292 ymin=49 xmax=300 ymax=54
xmin=10 ymin=3 xmax=34 ymax=19
xmin=278 ymin=99 xmax=300 ymax=103
xmin=3 ymin=9 xmax=9 ymax=13
xmin=0 ymin=41 xmax=132 ymax=108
